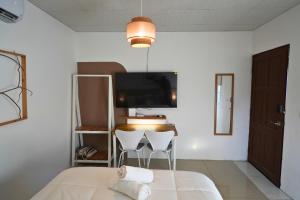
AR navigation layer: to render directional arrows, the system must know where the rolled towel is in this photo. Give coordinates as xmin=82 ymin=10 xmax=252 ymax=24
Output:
xmin=110 ymin=180 xmax=151 ymax=200
xmin=118 ymin=166 xmax=154 ymax=184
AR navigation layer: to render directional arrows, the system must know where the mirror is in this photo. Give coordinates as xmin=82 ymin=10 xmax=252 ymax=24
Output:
xmin=214 ymin=74 xmax=234 ymax=135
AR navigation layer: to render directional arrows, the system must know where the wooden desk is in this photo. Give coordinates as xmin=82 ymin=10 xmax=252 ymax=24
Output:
xmin=114 ymin=124 xmax=178 ymax=136
xmin=113 ymin=124 xmax=178 ymax=170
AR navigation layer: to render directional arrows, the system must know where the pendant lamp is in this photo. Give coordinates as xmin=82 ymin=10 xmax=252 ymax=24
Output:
xmin=126 ymin=0 xmax=156 ymax=48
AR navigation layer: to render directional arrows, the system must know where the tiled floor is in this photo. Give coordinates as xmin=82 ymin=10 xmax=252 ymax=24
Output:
xmin=235 ymin=161 xmax=291 ymax=200
xmin=126 ymin=159 xmax=290 ymax=200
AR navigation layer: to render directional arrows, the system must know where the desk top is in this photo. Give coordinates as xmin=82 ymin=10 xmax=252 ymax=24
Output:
xmin=114 ymin=124 xmax=178 ymax=136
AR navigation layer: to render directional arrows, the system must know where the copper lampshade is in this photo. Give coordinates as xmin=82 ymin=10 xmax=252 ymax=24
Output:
xmin=126 ymin=16 xmax=156 ymax=48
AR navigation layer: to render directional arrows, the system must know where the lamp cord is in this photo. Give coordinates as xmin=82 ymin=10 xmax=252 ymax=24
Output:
xmin=141 ymin=0 xmax=143 ymax=16
xmin=146 ymin=47 xmax=149 ymax=72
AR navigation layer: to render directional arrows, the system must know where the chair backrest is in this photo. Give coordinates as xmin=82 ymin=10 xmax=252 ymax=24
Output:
xmin=115 ymin=130 xmax=145 ymax=150
xmin=145 ymin=131 xmax=175 ymax=151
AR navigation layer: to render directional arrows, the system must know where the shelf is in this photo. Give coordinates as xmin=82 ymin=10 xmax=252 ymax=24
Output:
xmin=75 ymin=160 xmax=109 ymax=164
xmin=75 ymin=125 xmax=110 ymax=134
xmin=126 ymin=115 xmax=166 ymax=120
xmin=71 ymin=75 xmax=114 ymax=167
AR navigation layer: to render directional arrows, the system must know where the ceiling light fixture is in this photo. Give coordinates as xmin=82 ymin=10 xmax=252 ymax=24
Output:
xmin=126 ymin=0 xmax=156 ymax=48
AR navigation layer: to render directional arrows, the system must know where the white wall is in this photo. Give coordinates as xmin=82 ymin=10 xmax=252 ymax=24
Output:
xmin=253 ymin=4 xmax=300 ymax=200
xmin=0 ymin=2 xmax=75 ymax=200
xmin=0 ymin=0 xmax=298 ymax=198
xmin=76 ymin=32 xmax=252 ymax=160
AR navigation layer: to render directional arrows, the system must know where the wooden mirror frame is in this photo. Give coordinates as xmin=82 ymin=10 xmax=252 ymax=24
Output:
xmin=214 ymin=73 xmax=234 ymax=136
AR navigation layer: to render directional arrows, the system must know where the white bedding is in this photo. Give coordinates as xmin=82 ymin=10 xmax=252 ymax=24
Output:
xmin=31 ymin=167 xmax=223 ymax=200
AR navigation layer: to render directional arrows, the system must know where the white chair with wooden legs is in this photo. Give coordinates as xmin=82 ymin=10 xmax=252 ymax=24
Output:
xmin=145 ymin=130 xmax=175 ymax=170
xmin=115 ymin=130 xmax=145 ymax=168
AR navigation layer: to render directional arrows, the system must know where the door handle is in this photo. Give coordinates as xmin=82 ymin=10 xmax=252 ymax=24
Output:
xmin=278 ymin=105 xmax=286 ymax=114
xmin=270 ymin=121 xmax=282 ymax=127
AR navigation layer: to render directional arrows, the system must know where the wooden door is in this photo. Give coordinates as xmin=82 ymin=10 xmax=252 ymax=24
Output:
xmin=248 ymin=45 xmax=289 ymax=187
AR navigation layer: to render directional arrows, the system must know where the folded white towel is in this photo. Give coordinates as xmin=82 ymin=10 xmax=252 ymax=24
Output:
xmin=118 ymin=166 xmax=154 ymax=184
xmin=110 ymin=180 xmax=151 ymax=200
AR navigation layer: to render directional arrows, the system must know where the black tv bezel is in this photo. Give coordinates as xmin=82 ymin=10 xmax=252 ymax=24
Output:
xmin=115 ymin=72 xmax=177 ymax=108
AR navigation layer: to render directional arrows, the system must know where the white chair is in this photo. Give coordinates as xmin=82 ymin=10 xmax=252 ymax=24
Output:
xmin=115 ymin=130 xmax=145 ymax=168
xmin=145 ymin=130 xmax=175 ymax=170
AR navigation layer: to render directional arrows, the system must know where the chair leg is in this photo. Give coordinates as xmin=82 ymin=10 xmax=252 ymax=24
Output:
xmin=147 ymin=152 xmax=154 ymax=169
xmin=142 ymin=148 xmax=145 ymax=167
xmin=136 ymin=151 xmax=141 ymax=167
xmin=118 ymin=151 xmax=125 ymax=168
xmin=121 ymin=152 xmax=125 ymax=166
xmin=118 ymin=152 xmax=121 ymax=168
xmin=167 ymin=152 xmax=172 ymax=170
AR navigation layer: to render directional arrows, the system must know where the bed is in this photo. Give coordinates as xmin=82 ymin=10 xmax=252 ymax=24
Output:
xmin=31 ymin=167 xmax=223 ymax=200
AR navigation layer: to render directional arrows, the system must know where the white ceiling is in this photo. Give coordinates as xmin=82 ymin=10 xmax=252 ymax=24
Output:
xmin=29 ymin=0 xmax=300 ymax=32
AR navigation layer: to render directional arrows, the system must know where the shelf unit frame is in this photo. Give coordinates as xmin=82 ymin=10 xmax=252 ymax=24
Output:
xmin=71 ymin=74 xmax=114 ymax=167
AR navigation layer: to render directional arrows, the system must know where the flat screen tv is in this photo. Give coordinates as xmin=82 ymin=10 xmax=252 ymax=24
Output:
xmin=115 ymin=72 xmax=177 ymax=108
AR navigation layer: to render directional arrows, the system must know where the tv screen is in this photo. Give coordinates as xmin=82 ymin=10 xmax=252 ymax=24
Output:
xmin=115 ymin=72 xmax=177 ymax=108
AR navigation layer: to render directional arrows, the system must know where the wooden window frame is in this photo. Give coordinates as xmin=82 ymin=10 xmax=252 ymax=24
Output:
xmin=0 ymin=49 xmax=27 ymax=126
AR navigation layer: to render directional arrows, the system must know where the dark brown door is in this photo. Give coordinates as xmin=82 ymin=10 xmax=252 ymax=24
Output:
xmin=248 ymin=45 xmax=289 ymax=187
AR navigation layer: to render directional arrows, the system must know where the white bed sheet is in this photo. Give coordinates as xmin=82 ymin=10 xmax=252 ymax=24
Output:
xmin=31 ymin=167 xmax=223 ymax=200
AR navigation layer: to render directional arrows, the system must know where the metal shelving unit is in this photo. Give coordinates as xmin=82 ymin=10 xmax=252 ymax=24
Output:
xmin=71 ymin=74 xmax=114 ymax=167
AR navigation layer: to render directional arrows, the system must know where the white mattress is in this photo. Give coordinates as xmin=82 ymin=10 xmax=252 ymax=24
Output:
xmin=31 ymin=167 xmax=223 ymax=200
